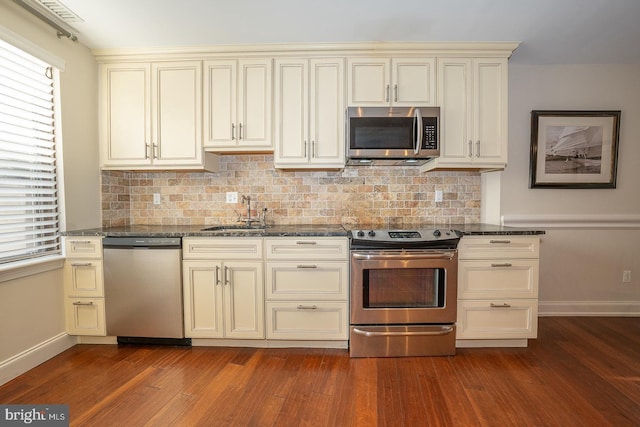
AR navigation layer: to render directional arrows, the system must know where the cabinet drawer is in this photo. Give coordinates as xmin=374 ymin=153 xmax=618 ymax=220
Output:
xmin=65 ymin=298 xmax=106 ymax=336
xmin=456 ymin=299 xmax=538 ymax=339
xmin=64 ymin=237 xmax=103 ymax=258
xmin=458 ymin=259 xmax=538 ymax=299
xmin=458 ymin=236 xmax=539 ymax=259
xmin=265 ymin=237 xmax=348 ymax=260
xmin=183 ymin=238 xmax=263 ymax=259
xmin=266 ymin=302 xmax=348 ymax=340
xmin=266 ymin=262 xmax=348 ymax=300
xmin=64 ymin=260 xmax=104 ymax=297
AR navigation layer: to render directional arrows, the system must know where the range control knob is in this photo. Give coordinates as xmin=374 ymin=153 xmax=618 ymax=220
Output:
xmin=433 ymin=229 xmax=442 ymax=237
xmin=368 ymin=230 xmax=376 ymax=237
xmin=356 ymin=230 xmax=365 ymax=237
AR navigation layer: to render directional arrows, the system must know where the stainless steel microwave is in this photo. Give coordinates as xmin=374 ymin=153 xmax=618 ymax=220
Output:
xmin=346 ymin=106 xmax=440 ymax=166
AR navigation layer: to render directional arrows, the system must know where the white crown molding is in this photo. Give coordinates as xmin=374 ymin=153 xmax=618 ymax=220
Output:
xmin=92 ymin=41 xmax=520 ymax=63
xmin=501 ymin=214 xmax=640 ymax=229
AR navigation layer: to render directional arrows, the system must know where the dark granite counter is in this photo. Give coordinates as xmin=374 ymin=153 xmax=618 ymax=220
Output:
xmin=449 ymin=224 xmax=545 ymax=236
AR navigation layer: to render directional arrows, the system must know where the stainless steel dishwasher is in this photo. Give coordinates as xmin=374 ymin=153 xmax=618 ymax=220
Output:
xmin=103 ymin=237 xmax=189 ymax=345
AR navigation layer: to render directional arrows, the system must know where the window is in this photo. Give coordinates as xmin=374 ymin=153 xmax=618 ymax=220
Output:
xmin=0 ymin=38 xmax=61 ymax=264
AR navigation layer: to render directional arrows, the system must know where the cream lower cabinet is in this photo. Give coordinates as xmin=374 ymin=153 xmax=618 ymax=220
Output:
xmin=456 ymin=236 xmax=540 ymax=347
xmin=265 ymin=237 xmax=349 ymax=340
xmin=182 ymin=238 xmax=264 ymax=339
xmin=63 ymin=237 xmax=106 ymax=336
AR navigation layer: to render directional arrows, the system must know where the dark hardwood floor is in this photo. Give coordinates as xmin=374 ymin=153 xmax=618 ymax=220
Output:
xmin=1 ymin=317 xmax=639 ymax=426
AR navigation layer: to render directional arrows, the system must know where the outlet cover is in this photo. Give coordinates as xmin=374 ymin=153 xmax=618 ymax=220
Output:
xmin=153 ymin=193 xmax=161 ymax=205
xmin=226 ymin=192 xmax=238 ymax=203
xmin=435 ymin=190 xmax=443 ymax=202
xmin=623 ymin=270 xmax=632 ymax=283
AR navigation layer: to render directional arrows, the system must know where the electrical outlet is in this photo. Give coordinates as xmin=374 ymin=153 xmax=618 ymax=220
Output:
xmin=435 ymin=190 xmax=443 ymax=202
xmin=153 ymin=193 xmax=161 ymax=205
xmin=226 ymin=192 xmax=238 ymax=203
xmin=623 ymin=270 xmax=632 ymax=283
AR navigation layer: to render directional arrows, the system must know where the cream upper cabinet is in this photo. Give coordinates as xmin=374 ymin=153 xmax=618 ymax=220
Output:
xmin=204 ymin=59 xmax=273 ymax=152
xmin=99 ymin=61 xmax=204 ymax=169
xmin=347 ymin=57 xmax=436 ymax=106
xmin=274 ymin=58 xmax=345 ymax=168
xmin=422 ymin=58 xmax=508 ymax=171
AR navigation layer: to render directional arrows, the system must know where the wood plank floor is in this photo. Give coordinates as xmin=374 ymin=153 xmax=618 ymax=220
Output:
xmin=1 ymin=317 xmax=639 ymax=426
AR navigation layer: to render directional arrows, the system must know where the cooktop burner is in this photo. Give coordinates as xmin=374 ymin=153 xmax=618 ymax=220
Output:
xmin=348 ymin=228 xmax=461 ymax=249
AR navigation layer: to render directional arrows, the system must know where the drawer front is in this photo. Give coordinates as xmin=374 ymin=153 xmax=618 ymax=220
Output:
xmin=183 ymin=238 xmax=263 ymax=260
xmin=458 ymin=259 xmax=538 ymax=299
xmin=64 ymin=237 xmax=103 ymax=258
xmin=456 ymin=299 xmax=538 ymax=339
xmin=266 ymin=302 xmax=348 ymax=340
xmin=64 ymin=260 xmax=104 ymax=297
xmin=265 ymin=238 xmax=348 ymax=261
xmin=65 ymin=298 xmax=106 ymax=336
xmin=458 ymin=236 xmax=539 ymax=259
xmin=266 ymin=262 xmax=348 ymax=300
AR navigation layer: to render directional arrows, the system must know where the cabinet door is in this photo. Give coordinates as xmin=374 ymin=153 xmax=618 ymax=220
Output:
xmin=204 ymin=60 xmax=237 ymax=148
xmin=65 ymin=298 xmax=106 ymax=336
xmin=99 ymin=63 xmax=151 ymax=167
xmin=223 ymin=261 xmax=264 ymax=339
xmin=237 ymin=59 xmax=272 ymax=150
xmin=151 ymin=61 xmax=203 ymax=166
xmin=265 ymin=261 xmax=348 ymax=300
xmin=457 ymin=299 xmax=538 ymax=339
xmin=458 ymin=259 xmax=539 ymax=299
xmin=183 ymin=260 xmax=224 ymax=338
xmin=274 ymin=59 xmax=309 ymax=165
xmin=473 ymin=59 xmax=508 ymax=164
xmin=347 ymin=58 xmax=391 ymax=106
xmin=309 ymin=58 xmax=345 ymax=167
xmin=436 ymin=58 xmax=473 ymax=165
xmin=266 ymin=302 xmax=348 ymax=340
xmin=392 ymin=58 xmax=436 ymax=106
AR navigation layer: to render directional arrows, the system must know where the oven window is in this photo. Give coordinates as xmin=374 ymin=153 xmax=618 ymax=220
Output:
xmin=363 ymin=268 xmax=445 ymax=308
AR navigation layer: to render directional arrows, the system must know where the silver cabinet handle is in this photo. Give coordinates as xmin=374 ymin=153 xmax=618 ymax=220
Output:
xmin=70 ymin=262 xmax=92 ymax=267
xmin=490 ymin=303 xmax=512 ymax=308
xmin=231 ymin=123 xmax=236 ymax=140
xmin=296 ymin=241 xmax=317 ymax=245
xmin=297 ymin=305 xmax=318 ymax=310
xmin=224 ymin=266 xmax=230 ymax=285
xmin=72 ymin=301 xmax=94 ymax=306
xmin=296 ymin=265 xmax=317 ymax=269
xmin=215 ymin=265 xmax=221 ymax=286
xmin=394 ymin=84 xmax=398 ymax=102
xmin=385 ymin=84 xmax=390 ymax=102
xmin=312 ymin=140 xmax=316 ymax=158
xmin=145 ymin=143 xmax=151 ymax=159
xmin=304 ymin=140 xmax=307 ymax=157
xmin=490 ymin=239 xmax=511 ymax=244
xmin=468 ymin=140 xmax=473 ymax=157
xmin=491 ymin=263 xmax=513 ymax=268
xmin=153 ymin=143 xmax=159 ymax=159
xmin=239 ymin=123 xmax=243 ymax=140
xmin=476 ymin=140 xmax=480 ymax=157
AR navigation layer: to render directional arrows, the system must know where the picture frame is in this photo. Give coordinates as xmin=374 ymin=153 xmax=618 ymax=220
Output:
xmin=529 ymin=110 xmax=621 ymax=189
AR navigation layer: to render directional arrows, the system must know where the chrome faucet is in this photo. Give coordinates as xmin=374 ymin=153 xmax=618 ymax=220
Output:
xmin=239 ymin=195 xmax=258 ymax=226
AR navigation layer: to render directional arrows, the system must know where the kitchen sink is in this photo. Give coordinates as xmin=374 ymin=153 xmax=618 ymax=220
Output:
xmin=200 ymin=225 xmax=266 ymax=233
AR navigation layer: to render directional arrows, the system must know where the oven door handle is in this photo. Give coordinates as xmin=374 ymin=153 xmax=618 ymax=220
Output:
xmin=352 ymin=326 xmax=454 ymax=337
xmin=351 ymin=251 xmax=456 ymax=261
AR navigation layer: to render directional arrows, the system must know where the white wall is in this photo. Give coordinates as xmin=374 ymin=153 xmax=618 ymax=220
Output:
xmin=501 ymin=63 xmax=640 ymax=315
xmin=0 ymin=2 xmax=100 ymax=385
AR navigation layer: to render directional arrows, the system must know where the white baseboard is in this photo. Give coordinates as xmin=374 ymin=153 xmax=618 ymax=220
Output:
xmin=539 ymin=301 xmax=640 ymax=317
xmin=0 ymin=333 xmax=76 ymax=386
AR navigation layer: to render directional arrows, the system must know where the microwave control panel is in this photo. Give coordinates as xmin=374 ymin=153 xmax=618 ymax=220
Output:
xmin=422 ymin=118 xmax=438 ymax=150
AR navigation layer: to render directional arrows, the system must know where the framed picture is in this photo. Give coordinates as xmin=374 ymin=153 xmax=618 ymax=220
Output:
xmin=529 ymin=110 xmax=621 ymax=188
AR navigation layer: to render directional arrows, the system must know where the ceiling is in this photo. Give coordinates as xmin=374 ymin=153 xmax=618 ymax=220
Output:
xmin=41 ymin=0 xmax=640 ymax=65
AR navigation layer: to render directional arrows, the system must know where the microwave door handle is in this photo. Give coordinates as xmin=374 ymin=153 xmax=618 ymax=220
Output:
xmin=414 ymin=109 xmax=423 ymax=155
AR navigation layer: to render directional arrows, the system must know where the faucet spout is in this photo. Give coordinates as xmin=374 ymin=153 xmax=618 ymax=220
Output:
xmin=239 ymin=195 xmax=257 ymax=226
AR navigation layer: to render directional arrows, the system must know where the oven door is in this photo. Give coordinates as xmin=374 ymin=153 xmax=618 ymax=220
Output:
xmin=350 ymin=250 xmax=457 ymax=325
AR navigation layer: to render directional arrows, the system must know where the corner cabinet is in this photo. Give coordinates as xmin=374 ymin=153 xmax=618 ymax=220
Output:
xmin=264 ymin=237 xmax=349 ymax=340
xmin=182 ymin=238 xmax=264 ymax=339
xmin=63 ymin=237 xmax=106 ymax=336
xmin=203 ymin=59 xmax=273 ymax=152
xmin=347 ymin=57 xmax=436 ymax=106
xmin=274 ymin=58 xmax=345 ymax=168
xmin=421 ymin=58 xmax=508 ymax=172
xmin=456 ymin=236 xmax=540 ymax=347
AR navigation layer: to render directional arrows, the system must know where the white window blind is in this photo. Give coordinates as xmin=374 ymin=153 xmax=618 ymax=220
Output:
xmin=0 ymin=38 xmax=60 ymax=264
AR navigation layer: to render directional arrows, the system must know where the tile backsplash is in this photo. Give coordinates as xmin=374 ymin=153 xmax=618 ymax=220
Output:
xmin=101 ymin=155 xmax=481 ymax=228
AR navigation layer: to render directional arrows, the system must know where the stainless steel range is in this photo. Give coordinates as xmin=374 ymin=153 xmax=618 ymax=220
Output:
xmin=349 ymin=227 xmax=461 ymax=357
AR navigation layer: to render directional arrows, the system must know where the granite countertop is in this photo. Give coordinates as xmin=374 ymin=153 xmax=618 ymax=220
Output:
xmin=63 ymin=223 xmax=543 ymax=237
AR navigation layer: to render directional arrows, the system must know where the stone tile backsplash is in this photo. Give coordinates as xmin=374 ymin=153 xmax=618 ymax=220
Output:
xmin=101 ymin=155 xmax=481 ymax=228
